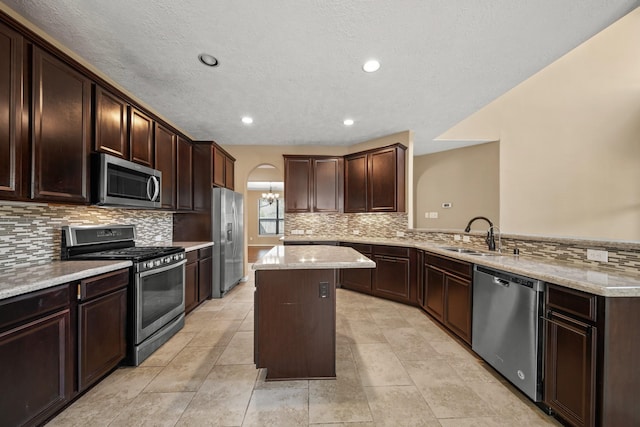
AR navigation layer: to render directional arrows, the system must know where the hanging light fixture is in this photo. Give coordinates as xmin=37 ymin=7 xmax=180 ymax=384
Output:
xmin=262 ymin=183 xmax=280 ymax=205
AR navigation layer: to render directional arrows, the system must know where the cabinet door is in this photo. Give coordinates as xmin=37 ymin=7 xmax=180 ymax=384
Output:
xmin=94 ymin=86 xmax=128 ymax=158
xmin=32 ymin=47 xmax=91 ymax=203
xmin=0 ymin=22 xmax=25 ymax=200
xmin=185 ymin=258 xmax=198 ymax=314
xmin=313 ymin=157 xmax=343 ymax=212
xmin=176 ymin=136 xmax=193 ymax=211
xmin=368 ymin=146 xmax=398 ymax=212
xmin=154 ymin=123 xmax=176 ymax=209
xmin=424 ymin=265 xmax=444 ymax=321
xmin=341 ymin=254 xmax=373 ymax=294
xmin=225 ymin=156 xmax=234 ymax=190
xmin=344 ymin=153 xmax=367 ymax=213
xmin=0 ymin=309 xmax=72 ymax=427
xmin=129 ymin=107 xmax=154 ymax=167
xmin=373 ymin=255 xmax=410 ymax=304
xmin=284 ymin=157 xmax=312 ymax=212
xmin=198 ymin=255 xmax=213 ymax=302
xmin=444 ymin=274 xmax=471 ymax=344
xmin=544 ymin=311 xmax=596 ymax=427
xmin=78 ymin=288 xmax=126 ymax=391
xmin=213 ymin=145 xmax=226 ymax=187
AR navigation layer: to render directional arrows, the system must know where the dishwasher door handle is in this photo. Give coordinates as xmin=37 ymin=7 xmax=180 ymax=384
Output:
xmin=493 ymin=277 xmax=510 ymax=287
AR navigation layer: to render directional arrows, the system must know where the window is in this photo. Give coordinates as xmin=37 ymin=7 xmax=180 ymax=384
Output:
xmin=258 ymin=198 xmax=285 ymax=235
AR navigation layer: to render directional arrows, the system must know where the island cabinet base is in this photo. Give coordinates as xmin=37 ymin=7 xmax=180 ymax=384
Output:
xmin=254 ymin=269 xmax=336 ymax=380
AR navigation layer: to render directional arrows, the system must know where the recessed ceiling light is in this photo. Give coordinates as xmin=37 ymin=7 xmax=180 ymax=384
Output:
xmin=198 ymin=53 xmax=219 ymax=67
xmin=242 ymin=116 xmax=253 ymax=124
xmin=343 ymin=119 xmax=354 ymax=126
xmin=362 ymin=59 xmax=380 ymax=73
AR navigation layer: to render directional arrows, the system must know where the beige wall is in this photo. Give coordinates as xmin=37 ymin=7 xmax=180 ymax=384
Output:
xmin=414 ymin=142 xmax=499 ymax=230
xmin=438 ymin=7 xmax=640 ymax=241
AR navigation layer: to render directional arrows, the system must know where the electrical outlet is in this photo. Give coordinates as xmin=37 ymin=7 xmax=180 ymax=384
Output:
xmin=429 ymin=212 xmax=438 ymax=219
xmin=305 ymin=229 xmax=314 ymax=235
xmin=396 ymin=231 xmax=405 ymax=237
xmin=462 ymin=235 xmax=471 ymax=243
xmin=154 ymin=235 xmax=162 ymax=241
xmin=353 ymin=230 xmax=360 ymax=235
xmin=587 ymin=249 xmax=608 ymax=262
xmin=442 ymin=202 xmax=452 ymax=208
xmin=454 ymin=234 xmax=461 ymax=241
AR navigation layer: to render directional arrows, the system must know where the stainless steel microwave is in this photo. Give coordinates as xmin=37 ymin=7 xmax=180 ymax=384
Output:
xmin=93 ymin=153 xmax=162 ymax=208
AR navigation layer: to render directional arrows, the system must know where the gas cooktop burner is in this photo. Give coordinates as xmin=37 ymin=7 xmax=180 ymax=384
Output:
xmin=77 ymin=246 xmax=183 ymax=261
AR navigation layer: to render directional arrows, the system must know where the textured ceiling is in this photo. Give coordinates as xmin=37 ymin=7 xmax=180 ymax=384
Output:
xmin=2 ymin=0 xmax=637 ymax=155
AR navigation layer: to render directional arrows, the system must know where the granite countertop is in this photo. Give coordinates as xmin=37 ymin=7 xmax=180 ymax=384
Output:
xmin=252 ymin=245 xmax=376 ymax=271
xmin=0 ymin=260 xmax=133 ymax=300
xmin=283 ymin=236 xmax=640 ymax=297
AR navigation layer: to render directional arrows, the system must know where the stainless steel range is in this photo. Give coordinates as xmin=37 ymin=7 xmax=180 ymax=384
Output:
xmin=61 ymin=225 xmax=186 ymax=365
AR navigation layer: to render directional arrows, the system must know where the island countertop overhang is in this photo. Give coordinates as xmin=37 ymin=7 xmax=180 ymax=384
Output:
xmin=252 ymin=245 xmax=375 ymax=270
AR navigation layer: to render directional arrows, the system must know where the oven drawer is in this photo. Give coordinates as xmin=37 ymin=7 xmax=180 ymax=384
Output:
xmin=79 ymin=269 xmax=129 ymax=302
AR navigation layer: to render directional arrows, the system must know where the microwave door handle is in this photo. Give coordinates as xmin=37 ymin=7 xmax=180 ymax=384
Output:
xmin=146 ymin=177 xmax=153 ymax=201
xmin=151 ymin=176 xmax=160 ymax=202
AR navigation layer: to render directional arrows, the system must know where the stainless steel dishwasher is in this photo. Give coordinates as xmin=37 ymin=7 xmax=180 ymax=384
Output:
xmin=472 ymin=265 xmax=545 ymax=402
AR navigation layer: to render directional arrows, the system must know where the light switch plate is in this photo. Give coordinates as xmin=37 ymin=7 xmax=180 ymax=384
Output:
xmin=353 ymin=230 xmax=360 ymax=235
xmin=462 ymin=236 xmax=471 ymax=243
xmin=454 ymin=234 xmax=461 ymax=241
xmin=429 ymin=212 xmax=438 ymax=219
xmin=396 ymin=231 xmax=405 ymax=237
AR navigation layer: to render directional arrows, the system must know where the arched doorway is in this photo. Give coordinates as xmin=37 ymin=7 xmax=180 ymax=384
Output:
xmin=246 ymin=163 xmax=283 ymax=262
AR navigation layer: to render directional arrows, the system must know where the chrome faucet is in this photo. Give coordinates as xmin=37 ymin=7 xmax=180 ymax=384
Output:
xmin=464 ymin=216 xmax=496 ymax=251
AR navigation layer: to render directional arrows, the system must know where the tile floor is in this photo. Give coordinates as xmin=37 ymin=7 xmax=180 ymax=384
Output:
xmin=49 ymin=268 xmax=562 ymax=426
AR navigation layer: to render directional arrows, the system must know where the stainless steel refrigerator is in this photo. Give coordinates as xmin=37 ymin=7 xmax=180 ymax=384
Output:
xmin=212 ymin=188 xmax=244 ymax=298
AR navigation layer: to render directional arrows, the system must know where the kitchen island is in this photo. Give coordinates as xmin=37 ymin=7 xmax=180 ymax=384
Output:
xmin=252 ymin=245 xmax=375 ymax=380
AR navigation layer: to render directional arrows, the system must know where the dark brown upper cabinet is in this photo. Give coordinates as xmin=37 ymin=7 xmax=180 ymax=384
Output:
xmin=0 ymin=21 xmax=26 ymax=201
xmin=129 ymin=107 xmax=154 ymax=167
xmin=283 ymin=155 xmax=343 ymax=213
xmin=94 ymin=85 xmax=128 ymax=159
xmin=212 ymin=144 xmax=235 ymax=190
xmin=154 ymin=123 xmax=177 ymax=210
xmin=176 ymin=135 xmax=193 ymax=211
xmin=344 ymin=143 xmax=406 ymax=213
xmin=32 ymin=47 xmax=91 ymax=204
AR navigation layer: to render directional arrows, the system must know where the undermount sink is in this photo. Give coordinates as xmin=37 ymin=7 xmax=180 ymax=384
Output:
xmin=439 ymin=246 xmax=501 ymax=256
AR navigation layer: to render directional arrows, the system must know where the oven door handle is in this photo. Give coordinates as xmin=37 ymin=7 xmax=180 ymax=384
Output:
xmin=139 ymin=259 xmax=186 ymax=278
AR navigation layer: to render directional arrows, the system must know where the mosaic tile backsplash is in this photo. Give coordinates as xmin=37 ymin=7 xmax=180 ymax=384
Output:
xmin=0 ymin=204 xmax=172 ymax=270
xmin=286 ymin=212 xmax=640 ymax=275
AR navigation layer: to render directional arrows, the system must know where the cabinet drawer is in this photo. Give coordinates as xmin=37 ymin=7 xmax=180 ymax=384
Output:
xmin=79 ymin=269 xmax=129 ymax=301
xmin=374 ymin=245 xmax=410 ymax=258
xmin=0 ymin=284 xmax=70 ymax=330
xmin=186 ymin=250 xmax=198 ymax=263
xmin=199 ymin=246 xmax=213 ymax=259
xmin=546 ymin=284 xmax=597 ymax=322
xmin=341 ymin=243 xmax=372 ymax=254
xmin=425 ymin=253 xmax=472 ymax=280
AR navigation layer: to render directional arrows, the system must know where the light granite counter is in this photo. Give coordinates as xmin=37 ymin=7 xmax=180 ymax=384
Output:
xmin=252 ymin=245 xmax=375 ymax=270
xmin=0 ymin=260 xmax=133 ymax=300
xmin=283 ymin=236 xmax=640 ymax=297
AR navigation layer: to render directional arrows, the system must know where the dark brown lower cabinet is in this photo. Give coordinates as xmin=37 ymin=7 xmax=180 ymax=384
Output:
xmin=185 ymin=247 xmax=214 ymax=314
xmin=0 ymin=285 xmax=73 ymax=427
xmin=544 ymin=311 xmax=596 ymax=427
xmin=185 ymin=251 xmax=199 ymax=313
xmin=77 ymin=269 xmax=128 ymax=391
xmin=340 ymin=243 xmax=372 ymax=293
xmin=423 ymin=253 xmax=472 ymax=344
xmin=372 ymin=245 xmax=417 ymax=305
xmin=198 ymin=248 xmax=213 ymax=301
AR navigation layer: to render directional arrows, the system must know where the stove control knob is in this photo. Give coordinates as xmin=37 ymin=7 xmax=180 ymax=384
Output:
xmin=154 ymin=260 xmax=161 ymax=267
xmin=164 ymin=257 xmax=171 ymax=264
xmin=173 ymin=254 xmax=179 ymax=261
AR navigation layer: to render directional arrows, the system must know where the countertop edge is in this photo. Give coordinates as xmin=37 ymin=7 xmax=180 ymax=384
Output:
xmin=0 ymin=260 xmax=133 ymax=301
